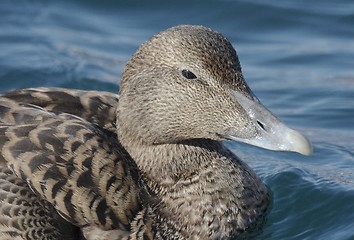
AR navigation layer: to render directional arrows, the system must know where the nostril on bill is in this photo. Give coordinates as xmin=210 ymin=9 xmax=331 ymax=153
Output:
xmin=257 ymin=120 xmax=266 ymax=131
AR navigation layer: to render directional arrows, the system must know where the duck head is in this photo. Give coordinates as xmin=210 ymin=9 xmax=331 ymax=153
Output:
xmin=117 ymin=25 xmax=312 ymax=156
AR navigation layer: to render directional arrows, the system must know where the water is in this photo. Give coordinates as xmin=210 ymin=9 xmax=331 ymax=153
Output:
xmin=1 ymin=0 xmax=353 ymax=239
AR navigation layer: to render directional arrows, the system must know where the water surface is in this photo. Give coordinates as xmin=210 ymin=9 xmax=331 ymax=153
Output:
xmin=1 ymin=0 xmax=353 ymax=239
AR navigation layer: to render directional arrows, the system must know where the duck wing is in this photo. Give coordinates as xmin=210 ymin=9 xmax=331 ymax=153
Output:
xmin=0 ymin=166 xmax=81 ymax=240
xmin=0 ymin=98 xmax=143 ymax=237
xmin=1 ymin=88 xmax=119 ymax=132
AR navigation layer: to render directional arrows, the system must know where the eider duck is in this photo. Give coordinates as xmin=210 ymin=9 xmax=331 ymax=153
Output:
xmin=0 ymin=25 xmax=312 ymax=240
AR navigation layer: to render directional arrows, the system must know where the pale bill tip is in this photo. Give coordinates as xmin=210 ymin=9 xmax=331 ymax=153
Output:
xmin=285 ymin=129 xmax=313 ymax=156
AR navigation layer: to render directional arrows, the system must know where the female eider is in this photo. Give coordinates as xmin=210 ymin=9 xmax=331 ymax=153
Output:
xmin=0 ymin=25 xmax=312 ymax=240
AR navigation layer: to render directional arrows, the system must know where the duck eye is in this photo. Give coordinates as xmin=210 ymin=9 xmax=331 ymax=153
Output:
xmin=181 ymin=69 xmax=197 ymax=79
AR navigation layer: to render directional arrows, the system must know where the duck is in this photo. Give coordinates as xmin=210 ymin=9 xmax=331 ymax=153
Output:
xmin=0 ymin=25 xmax=312 ymax=240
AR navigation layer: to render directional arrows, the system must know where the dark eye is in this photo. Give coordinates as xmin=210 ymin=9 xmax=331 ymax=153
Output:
xmin=181 ymin=69 xmax=197 ymax=79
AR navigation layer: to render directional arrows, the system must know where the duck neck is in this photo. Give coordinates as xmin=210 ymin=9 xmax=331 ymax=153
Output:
xmin=116 ymin=115 xmax=255 ymax=191
xmin=119 ymin=131 xmax=228 ymax=183
xmin=117 ymin=121 xmax=269 ymax=238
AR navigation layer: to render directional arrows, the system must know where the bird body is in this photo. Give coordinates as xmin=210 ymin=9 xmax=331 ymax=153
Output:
xmin=0 ymin=25 xmax=312 ymax=239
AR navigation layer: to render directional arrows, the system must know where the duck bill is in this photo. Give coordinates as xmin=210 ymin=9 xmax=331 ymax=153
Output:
xmin=224 ymin=91 xmax=313 ymax=156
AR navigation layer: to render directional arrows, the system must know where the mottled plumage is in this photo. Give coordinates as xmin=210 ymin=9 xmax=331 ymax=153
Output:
xmin=0 ymin=166 xmax=80 ymax=240
xmin=0 ymin=25 xmax=311 ymax=240
xmin=0 ymin=96 xmax=142 ymax=230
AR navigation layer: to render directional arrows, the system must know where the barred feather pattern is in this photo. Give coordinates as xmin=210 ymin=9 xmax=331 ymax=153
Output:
xmin=0 ymin=166 xmax=80 ymax=240
xmin=0 ymin=90 xmax=155 ymax=239
xmin=1 ymin=88 xmax=119 ymax=132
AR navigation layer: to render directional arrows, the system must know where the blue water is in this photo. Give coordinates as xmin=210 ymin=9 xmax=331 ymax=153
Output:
xmin=1 ymin=0 xmax=354 ymax=239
